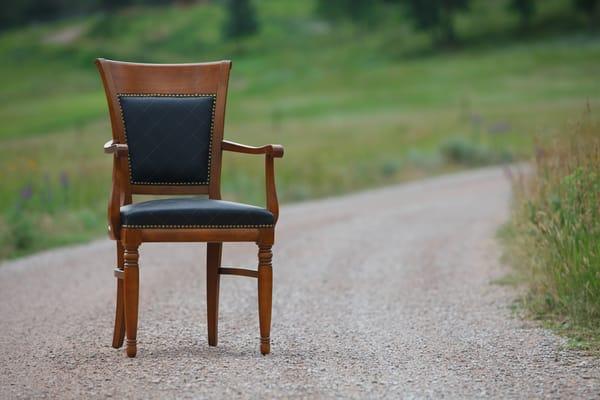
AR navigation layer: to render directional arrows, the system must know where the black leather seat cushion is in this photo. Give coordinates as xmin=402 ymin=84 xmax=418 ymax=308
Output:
xmin=118 ymin=95 xmax=215 ymax=185
xmin=120 ymin=198 xmax=274 ymax=228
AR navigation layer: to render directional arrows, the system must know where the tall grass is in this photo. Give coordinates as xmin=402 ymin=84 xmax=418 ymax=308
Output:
xmin=503 ymin=107 xmax=600 ymax=347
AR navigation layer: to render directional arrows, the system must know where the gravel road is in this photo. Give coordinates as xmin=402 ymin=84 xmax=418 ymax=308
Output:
xmin=1 ymin=167 xmax=599 ymax=399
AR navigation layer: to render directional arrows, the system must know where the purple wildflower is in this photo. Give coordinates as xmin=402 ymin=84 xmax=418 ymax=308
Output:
xmin=59 ymin=171 xmax=70 ymax=189
xmin=20 ymin=184 xmax=33 ymax=201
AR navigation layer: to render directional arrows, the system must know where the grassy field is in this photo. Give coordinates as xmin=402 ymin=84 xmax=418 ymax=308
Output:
xmin=0 ymin=0 xmax=599 ymax=259
xmin=500 ymin=109 xmax=600 ymax=350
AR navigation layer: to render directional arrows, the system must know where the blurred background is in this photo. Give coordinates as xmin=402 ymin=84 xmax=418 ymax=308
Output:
xmin=0 ymin=0 xmax=598 ymax=259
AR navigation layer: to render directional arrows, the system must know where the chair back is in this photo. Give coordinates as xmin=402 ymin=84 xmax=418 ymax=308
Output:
xmin=96 ymin=59 xmax=232 ymax=198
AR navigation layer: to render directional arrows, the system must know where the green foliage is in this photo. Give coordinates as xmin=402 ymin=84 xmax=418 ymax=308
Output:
xmin=574 ymin=0 xmax=600 ymax=26
xmin=404 ymin=0 xmax=470 ymax=45
xmin=503 ymin=111 xmax=600 ymax=348
xmin=100 ymin=0 xmax=132 ymax=12
xmin=223 ymin=0 xmax=259 ymax=39
xmin=0 ymin=0 xmax=173 ymax=30
xmin=0 ymin=166 xmax=106 ymax=259
xmin=509 ymin=0 xmax=536 ymax=29
xmin=574 ymin=0 xmax=600 ymax=13
xmin=5 ymin=207 xmax=36 ymax=253
xmin=315 ymin=0 xmax=376 ymax=24
xmin=0 ymin=0 xmax=63 ymax=29
xmin=440 ymin=137 xmax=513 ymax=166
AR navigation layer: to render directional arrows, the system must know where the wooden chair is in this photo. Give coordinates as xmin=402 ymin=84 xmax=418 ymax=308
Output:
xmin=96 ymin=59 xmax=284 ymax=358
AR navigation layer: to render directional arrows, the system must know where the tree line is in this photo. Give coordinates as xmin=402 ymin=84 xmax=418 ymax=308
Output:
xmin=1 ymin=0 xmax=598 ymax=41
xmin=0 ymin=0 xmax=174 ymax=30
xmin=317 ymin=0 xmax=599 ymax=46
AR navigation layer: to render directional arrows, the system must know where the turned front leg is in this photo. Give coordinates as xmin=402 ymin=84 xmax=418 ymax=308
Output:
xmin=257 ymin=244 xmax=273 ymax=355
xmin=123 ymin=243 xmax=140 ymax=358
xmin=206 ymin=242 xmax=222 ymax=346
xmin=112 ymin=241 xmax=126 ymax=348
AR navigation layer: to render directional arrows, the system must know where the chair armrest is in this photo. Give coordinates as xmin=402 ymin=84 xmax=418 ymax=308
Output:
xmin=104 ymin=139 xmax=129 ymax=156
xmin=222 ymin=140 xmax=284 ymax=158
xmin=104 ymin=140 xmax=131 ymax=239
xmin=221 ymin=139 xmax=284 ymax=222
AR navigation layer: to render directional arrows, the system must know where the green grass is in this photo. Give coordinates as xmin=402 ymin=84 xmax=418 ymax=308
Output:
xmin=1 ymin=0 xmax=599 ymax=259
xmin=501 ymin=110 xmax=600 ymax=351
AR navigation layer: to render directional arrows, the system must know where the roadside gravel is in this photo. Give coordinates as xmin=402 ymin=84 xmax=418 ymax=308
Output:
xmin=1 ymin=167 xmax=598 ymax=399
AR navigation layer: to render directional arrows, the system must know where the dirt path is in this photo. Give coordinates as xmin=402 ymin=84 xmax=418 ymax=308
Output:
xmin=1 ymin=167 xmax=598 ymax=399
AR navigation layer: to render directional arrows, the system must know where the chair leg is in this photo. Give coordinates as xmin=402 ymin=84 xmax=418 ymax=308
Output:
xmin=123 ymin=242 xmax=140 ymax=358
xmin=257 ymin=244 xmax=273 ymax=355
xmin=206 ymin=242 xmax=222 ymax=347
xmin=112 ymin=242 xmax=126 ymax=349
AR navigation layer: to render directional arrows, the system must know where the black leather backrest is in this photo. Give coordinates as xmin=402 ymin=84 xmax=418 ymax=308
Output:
xmin=118 ymin=94 xmax=216 ymax=185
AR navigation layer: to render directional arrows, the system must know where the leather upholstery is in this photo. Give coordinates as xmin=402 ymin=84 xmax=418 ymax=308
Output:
xmin=120 ymin=198 xmax=274 ymax=228
xmin=118 ymin=94 xmax=215 ymax=185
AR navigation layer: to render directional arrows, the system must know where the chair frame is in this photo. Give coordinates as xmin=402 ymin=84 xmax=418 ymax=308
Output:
xmin=96 ymin=58 xmax=284 ymax=357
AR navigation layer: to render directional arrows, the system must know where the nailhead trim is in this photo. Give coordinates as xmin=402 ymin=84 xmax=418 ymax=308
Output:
xmin=117 ymin=93 xmax=217 ymax=185
xmin=122 ymin=224 xmax=274 ymax=229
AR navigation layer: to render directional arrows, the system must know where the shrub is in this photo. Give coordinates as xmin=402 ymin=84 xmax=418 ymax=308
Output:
xmin=403 ymin=0 xmax=470 ymax=46
xmin=440 ymin=137 xmax=512 ymax=166
xmin=509 ymin=0 xmax=536 ymax=30
xmin=504 ymin=109 xmax=600 ymax=345
xmin=223 ymin=0 xmax=259 ymax=40
xmin=5 ymin=208 xmax=36 ymax=253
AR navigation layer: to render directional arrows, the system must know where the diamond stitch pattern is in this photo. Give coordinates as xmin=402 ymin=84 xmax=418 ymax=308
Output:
xmin=118 ymin=95 xmax=215 ymax=185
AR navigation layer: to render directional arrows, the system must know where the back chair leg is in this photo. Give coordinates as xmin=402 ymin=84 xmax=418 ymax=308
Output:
xmin=112 ymin=242 xmax=126 ymax=348
xmin=206 ymin=242 xmax=222 ymax=346
xmin=123 ymin=242 xmax=140 ymax=358
xmin=257 ymin=244 xmax=273 ymax=355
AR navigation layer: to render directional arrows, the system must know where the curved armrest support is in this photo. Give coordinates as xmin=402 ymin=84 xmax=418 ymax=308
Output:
xmin=104 ymin=139 xmax=129 ymax=156
xmin=222 ymin=140 xmax=284 ymax=158
xmin=221 ymin=139 xmax=284 ymax=222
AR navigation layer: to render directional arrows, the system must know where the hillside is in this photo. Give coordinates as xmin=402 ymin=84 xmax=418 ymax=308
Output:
xmin=0 ymin=0 xmax=599 ymax=258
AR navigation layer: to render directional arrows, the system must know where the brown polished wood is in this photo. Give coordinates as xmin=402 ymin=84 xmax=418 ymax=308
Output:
xmin=123 ymin=247 xmax=140 ymax=358
xmin=122 ymin=230 xmax=141 ymax=358
xmin=97 ymin=59 xmax=283 ymax=357
xmin=258 ymin=244 xmax=273 ymax=355
xmin=111 ymin=241 xmax=126 ymax=349
xmin=219 ymin=267 xmax=259 ymax=278
xmin=222 ymin=140 xmax=284 ymax=158
xmin=206 ymin=242 xmax=221 ymax=347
